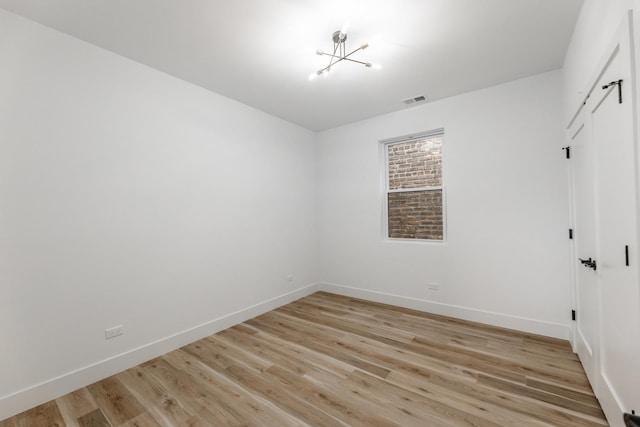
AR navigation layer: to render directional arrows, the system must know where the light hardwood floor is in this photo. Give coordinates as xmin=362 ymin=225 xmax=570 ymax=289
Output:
xmin=1 ymin=292 xmax=608 ymax=426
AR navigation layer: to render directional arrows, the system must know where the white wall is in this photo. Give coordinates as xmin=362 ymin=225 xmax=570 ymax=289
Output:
xmin=317 ymin=70 xmax=571 ymax=338
xmin=0 ymin=8 xmax=317 ymax=418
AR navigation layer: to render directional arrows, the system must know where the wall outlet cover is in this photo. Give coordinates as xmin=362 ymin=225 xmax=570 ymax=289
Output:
xmin=105 ymin=325 xmax=124 ymax=340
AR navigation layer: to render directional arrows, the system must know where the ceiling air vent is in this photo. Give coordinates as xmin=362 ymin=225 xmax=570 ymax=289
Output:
xmin=402 ymin=95 xmax=427 ymax=105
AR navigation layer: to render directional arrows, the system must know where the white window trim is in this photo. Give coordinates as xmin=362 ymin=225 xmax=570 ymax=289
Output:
xmin=380 ymin=129 xmax=447 ymax=244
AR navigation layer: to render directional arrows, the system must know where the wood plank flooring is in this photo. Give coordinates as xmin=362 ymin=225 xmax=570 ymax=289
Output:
xmin=0 ymin=292 xmax=608 ymax=426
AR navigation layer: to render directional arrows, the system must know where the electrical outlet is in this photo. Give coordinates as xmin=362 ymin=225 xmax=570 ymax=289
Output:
xmin=287 ymin=274 xmax=294 ymax=283
xmin=427 ymin=282 xmax=439 ymax=291
xmin=105 ymin=325 xmax=123 ymax=340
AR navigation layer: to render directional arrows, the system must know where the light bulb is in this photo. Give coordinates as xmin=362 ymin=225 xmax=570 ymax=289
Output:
xmin=316 ymin=49 xmax=324 ymax=55
xmin=360 ymin=43 xmax=369 ymax=50
xmin=339 ymin=21 xmax=349 ymax=40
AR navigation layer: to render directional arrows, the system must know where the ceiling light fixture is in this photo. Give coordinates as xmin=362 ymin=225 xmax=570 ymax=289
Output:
xmin=309 ymin=26 xmax=379 ymax=80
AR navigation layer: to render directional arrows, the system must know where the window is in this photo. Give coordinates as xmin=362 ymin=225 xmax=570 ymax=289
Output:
xmin=383 ymin=131 xmax=445 ymax=241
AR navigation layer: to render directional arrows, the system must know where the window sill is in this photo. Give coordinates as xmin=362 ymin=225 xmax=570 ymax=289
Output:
xmin=383 ymin=238 xmax=447 ymax=245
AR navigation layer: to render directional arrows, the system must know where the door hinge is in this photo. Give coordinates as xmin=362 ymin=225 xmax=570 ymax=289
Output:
xmin=571 ymin=310 xmax=576 ymax=321
xmin=569 ymin=229 xmax=573 ymax=239
xmin=602 ymin=79 xmax=623 ymax=103
xmin=562 ymin=146 xmax=571 ymax=159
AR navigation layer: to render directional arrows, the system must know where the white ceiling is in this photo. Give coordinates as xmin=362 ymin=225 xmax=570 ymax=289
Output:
xmin=0 ymin=0 xmax=584 ymax=131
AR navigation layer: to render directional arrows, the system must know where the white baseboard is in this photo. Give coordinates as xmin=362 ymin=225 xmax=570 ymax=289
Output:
xmin=0 ymin=283 xmax=319 ymax=422
xmin=318 ymin=282 xmax=571 ymax=340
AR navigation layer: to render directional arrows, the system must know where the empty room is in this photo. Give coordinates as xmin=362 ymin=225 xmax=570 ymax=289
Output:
xmin=1 ymin=0 xmax=639 ymax=426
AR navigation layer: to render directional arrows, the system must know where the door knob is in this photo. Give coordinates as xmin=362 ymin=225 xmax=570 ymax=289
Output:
xmin=579 ymin=257 xmax=597 ymax=271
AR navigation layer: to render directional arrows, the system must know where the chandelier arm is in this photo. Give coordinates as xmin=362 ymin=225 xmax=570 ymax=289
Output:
xmin=317 ymin=52 xmax=342 ymax=59
xmin=342 ymin=46 xmax=366 ymax=60
xmin=326 ymin=41 xmax=340 ymax=69
xmin=318 ymin=45 xmax=366 ymax=64
xmin=317 ymin=56 xmax=347 ymax=74
xmin=341 ymin=57 xmax=370 ymax=66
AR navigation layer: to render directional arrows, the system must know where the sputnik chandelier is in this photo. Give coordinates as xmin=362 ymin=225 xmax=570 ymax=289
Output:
xmin=309 ymin=23 xmax=379 ymax=80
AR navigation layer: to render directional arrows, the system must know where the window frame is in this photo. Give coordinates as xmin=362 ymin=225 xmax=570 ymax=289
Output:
xmin=380 ymin=129 xmax=447 ymax=243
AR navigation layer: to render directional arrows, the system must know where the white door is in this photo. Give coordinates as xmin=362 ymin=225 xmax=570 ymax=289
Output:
xmin=589 ymin=15 xmax=640 ymax=421
xmin=575 ymin=12 xmax=640 ymax=424
xmin=569 ymin=118 xmax=600 ymax=388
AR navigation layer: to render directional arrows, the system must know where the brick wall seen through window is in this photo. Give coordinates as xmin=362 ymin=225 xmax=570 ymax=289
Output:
xmin=385 ymin=133 xmax=444 ymax=240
